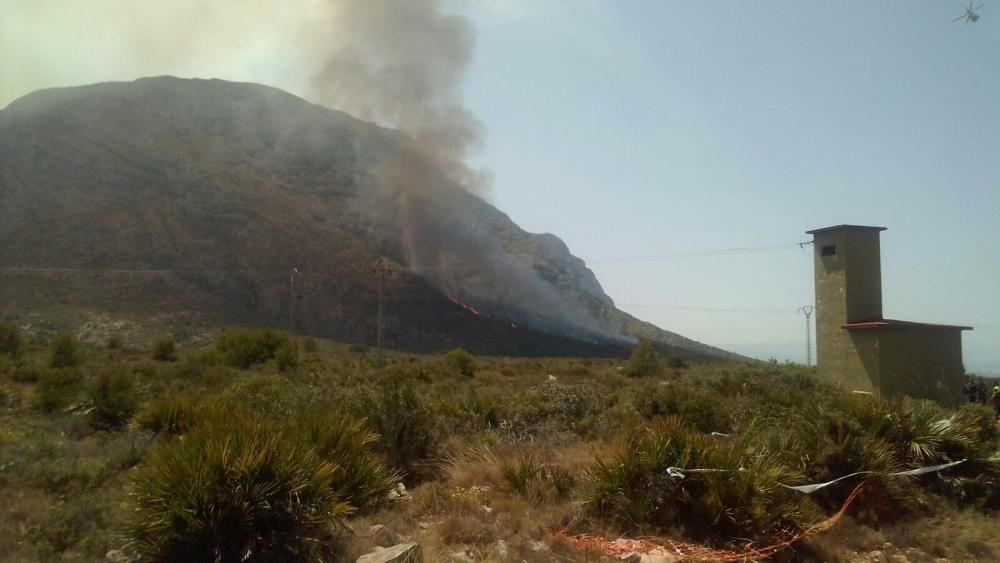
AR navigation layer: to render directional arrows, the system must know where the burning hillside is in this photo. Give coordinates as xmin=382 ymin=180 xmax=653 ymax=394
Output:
xmin=0 ymin=77 xmax=736 ymax=359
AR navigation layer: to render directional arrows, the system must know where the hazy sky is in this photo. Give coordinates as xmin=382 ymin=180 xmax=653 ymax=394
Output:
xmin=2 ymin=1 xmax=998 ymax=371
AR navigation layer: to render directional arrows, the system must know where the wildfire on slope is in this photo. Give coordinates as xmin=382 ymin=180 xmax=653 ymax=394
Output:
xmin=447 ymin=295 xmax=518 ymax=328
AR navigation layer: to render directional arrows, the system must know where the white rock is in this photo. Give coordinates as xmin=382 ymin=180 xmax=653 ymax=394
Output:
xmin=640 ymin=553 xmax=678 ymax=563
xmin=105 ymin=549 xmax=137 ymax=563
xmin=529 ymin=540 xmax=549 ymax=552
xmin=356 ymin=542 xmax=423 ymax=563
xmin=368 ymin=524 xmax=402 ymax=545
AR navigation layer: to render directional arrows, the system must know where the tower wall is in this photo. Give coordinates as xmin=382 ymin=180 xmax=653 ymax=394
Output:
xmin=810 ymin=226 xmax=885 ymax=390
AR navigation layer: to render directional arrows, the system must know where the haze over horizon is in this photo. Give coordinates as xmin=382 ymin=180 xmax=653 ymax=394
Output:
xmin=3 ymin=0 xmax=997 ymax=371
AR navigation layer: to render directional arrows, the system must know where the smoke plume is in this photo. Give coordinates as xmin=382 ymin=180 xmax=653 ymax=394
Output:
xmin=308 ymin=0 xmax=489 ymax=193
xmin=303 ymin=1 xmax=623 ymax=343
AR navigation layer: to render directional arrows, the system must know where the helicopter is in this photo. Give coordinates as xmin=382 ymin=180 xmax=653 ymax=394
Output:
xmin=954 ymin=2 xmax=985 ymax=22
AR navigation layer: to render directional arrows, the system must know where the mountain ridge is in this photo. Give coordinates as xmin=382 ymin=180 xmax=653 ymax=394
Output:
xmin=0 ymin=76 xmax=740 ymax=360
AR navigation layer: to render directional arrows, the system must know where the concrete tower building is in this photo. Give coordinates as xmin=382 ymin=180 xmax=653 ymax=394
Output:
xmin=807 ymin=225 xmax=971 ymax=405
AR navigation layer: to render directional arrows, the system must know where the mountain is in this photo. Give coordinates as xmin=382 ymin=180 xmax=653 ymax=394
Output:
xmin=0 ymin=77 xmax=738 ymax=360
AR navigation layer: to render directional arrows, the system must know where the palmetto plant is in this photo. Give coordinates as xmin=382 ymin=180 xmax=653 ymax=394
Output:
xmin=128 ymin=418 xmax=352 ymax=562
xmin=290 ymin=412 xmax=400 ymax=512
xmin=586 ymin=416 xmax=821 ymax=540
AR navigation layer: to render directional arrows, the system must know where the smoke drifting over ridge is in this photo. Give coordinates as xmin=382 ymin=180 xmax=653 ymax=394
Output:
xmin=307 ymin=2 xmax=626 ymax=343
xmin=309 ymin=0 xmax=490 ymax=193
xmin=1 ymin=0 xmax=627 ymax=344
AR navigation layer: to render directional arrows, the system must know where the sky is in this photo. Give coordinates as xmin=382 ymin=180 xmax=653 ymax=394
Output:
xmin=2 ymin=1 xmax=998 ymax=371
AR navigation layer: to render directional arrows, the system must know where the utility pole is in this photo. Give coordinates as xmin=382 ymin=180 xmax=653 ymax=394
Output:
xmin=374 ymin=262 xmax=389 ymax=367
xmin=289 ymin=267 xmax=300 ymax=332
xmin=798 ymin=305 xmax=814 ymax=366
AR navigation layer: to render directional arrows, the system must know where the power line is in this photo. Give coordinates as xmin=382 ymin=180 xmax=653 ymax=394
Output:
xmin=619 ymin=303 xmax=800 ymax=315
xmin=586 ymin=242 xmax=808 ymax=264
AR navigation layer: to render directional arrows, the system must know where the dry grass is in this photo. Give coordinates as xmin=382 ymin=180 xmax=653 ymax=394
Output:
xmin=0 ymin=319 xmax=998 ymax=562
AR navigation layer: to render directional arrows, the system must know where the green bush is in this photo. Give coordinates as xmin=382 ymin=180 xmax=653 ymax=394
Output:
xmin=223 ymin=374 xmax=330 ymax=418
xmin=667 ymin=357 xmax=689 ymax=370
xmin=50 ymin=332 xmax=82 ymax=368
xmin=33 ymin=458 xmax=108 ymax=497
xmin=11 ymin=364 xmax=42 ymax=383
xmin=623 ymin=341 xmax=659 ymax=378
xmin=446 ymin=348 xmax=476 ymax=377
xmin=536 ymin=383 xmax=602 ymax=422
xmin=501 ymin=454 xmax=544 ymax=498
xmin=586 ymin=416 xmax=819 ymax=540
xmin=135 ymin=394 xmax=204 ymax=435
xmin=275 ymin=341 xmax=298 ymax=372
xmin=34 ymin=368 xmax=83 ymax=412
xmin=215 ymin=329 xmax=293 ymax=368
xmin=151 ymin=337 xmax=176 ymax=361
xmin=290 ymin=412 xmax=400 ymax=511
xmin=364 ymin=380 xmax=438 ymax=477
xmin=127 ymin=418 xmax=351 ymax=562
xmin=86 ymin=369 xmax=137 ymax=430
xmin=0 ymin=323 xmax=24 ymax=358
xmin=548 ymin=465 xmax=577 ymax=499
xmin=634 ymin=386 xmax=732 ymax=433
xmin=189 ymin=346 xmax=225 ymax=367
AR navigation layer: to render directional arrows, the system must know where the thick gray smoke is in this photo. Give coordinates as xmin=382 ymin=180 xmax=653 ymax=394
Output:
xmin=305 ymin=0 xmax=625 ymax=343
xmin=309 ymin=0 xmax=490 ymax=193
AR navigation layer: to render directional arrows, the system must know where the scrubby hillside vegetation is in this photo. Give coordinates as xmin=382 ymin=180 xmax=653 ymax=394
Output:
xmin=0 ymin=77 xmax=735 ymax=361
xmin=1 ymin=320 xmax=998 ymax=562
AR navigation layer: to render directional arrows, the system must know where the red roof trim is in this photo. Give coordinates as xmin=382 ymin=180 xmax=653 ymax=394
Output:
xmin=843 ymin=318 xmax=973 ymax=331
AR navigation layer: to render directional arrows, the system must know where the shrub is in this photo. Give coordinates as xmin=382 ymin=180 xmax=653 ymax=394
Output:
xmin=135 ymin=394 xmax=203 ymax=435
xmin=364 ymin=380 xmax=438 ymax=477
xmin=290 ymin=412 xmax=400 ymax=511
xmin=215 ymin=329 xmax=293 ymax=368
xmin=623 ymin=341 xmax=659 ymax=378
xmin=11 ymin=364 xmax=42 ymax=383
xmin=151 ymin=337 xmax=176 ymax=361
xmin=536 ymin=383 xmax=602 ymax=422
xmin=677 ymin=395 xmax=732 ymax=434
xmin=106 ymin=335 xmax=122 ymax=350
xmin=634 ymin=386 xmax=732 ymax=433
xmin=275 ymin=341 xmax=298 ymax=372
xmin=501 ymin=454 xmax=544 ymax=498
xmin=586 ymin=416 xmax=820 ymax=540
xmin=49 ymin=332 xmax=82 ymax=368
xmin=0 ymin=323 xmax=24 ymax=358
xmin=86 ymin=369 xmax=137 ymax=430
xmin=446 ymin=348 xmax=476 ymax=377
xmin=33 ymin=458 xmax=108 ymax=497
xmin=548 ymin=465 xmax=577 ymax=499
xmin=127 ymin=418 xmax=351 ymax=562
xmin=667 ymin=357 xmax=689 ymax=370
xmin=303 ymin=337 xmax=317 ymax=353
xmin=189 ymin=346 xmax=224 ymax=366
xmin=34 ymin=368 xmax=83 ymax=412
xmin=223 ymin=374 xmax=330 ymax=418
